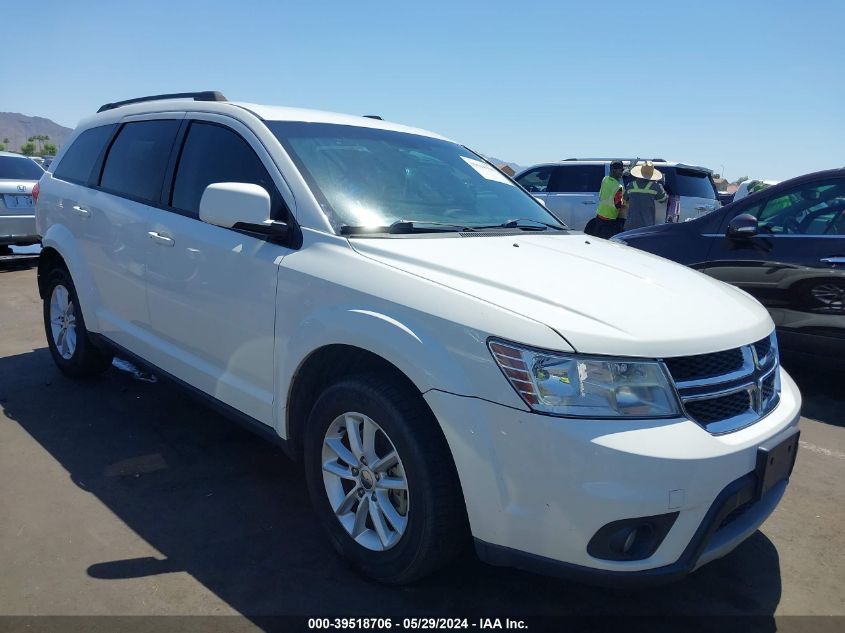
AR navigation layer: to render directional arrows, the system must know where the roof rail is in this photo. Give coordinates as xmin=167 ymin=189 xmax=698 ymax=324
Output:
xmin=97 ymin=91 xmax=228 ymax=113
xmin=362 ymin=115 xmax=383 ymax=120
xmin=562 ymin=157 xmax=666 ymax=162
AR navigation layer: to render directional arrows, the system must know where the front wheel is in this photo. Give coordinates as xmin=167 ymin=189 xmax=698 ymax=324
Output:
xmin=42 ymin=267 xmax=113 ymax=378
xmin=303 ymin=373 xmax=467 ymax=584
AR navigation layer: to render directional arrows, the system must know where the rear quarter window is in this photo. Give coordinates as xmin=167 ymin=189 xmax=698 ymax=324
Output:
xmin=668 ymin=168 xmax=716 ymax=199
xmin=53 ymin=125 xmax=115 ymax=185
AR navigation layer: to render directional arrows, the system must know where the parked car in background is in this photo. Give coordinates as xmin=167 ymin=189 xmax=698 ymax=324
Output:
xmin=514 ymin=159 xmax=720 ymax=230
xmin=0 ymin=151 xmax=44 ymax=254
xmin=734 ymin=179 xmax=780 ymax=202
xmin=613 ymin=168 xmax=845 ymax=367
xmin=35 ymin=92 xmax=800 ymax=586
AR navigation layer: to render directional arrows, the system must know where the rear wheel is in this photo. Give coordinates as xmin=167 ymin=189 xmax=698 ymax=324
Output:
xmin=42 ymin=267 xmax=113 ymax=377
xmin=303 ymin=373 xmax=467 ymax=583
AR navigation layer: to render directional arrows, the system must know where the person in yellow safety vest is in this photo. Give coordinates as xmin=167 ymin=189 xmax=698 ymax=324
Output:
xmin=588 ymin=160 xmax=626 ymax=239
xmin=624 ymin=161 xmax=668 ymax=230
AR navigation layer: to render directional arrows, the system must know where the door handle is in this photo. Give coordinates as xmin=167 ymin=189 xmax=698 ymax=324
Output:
xmin=820 ymin=256 xmax=845 ymax=264
xmin=148 ymin=231 xmax=175 ymax=247
xmin=72 ymin=205 xmax=90 ymax=217
xmin=695 ymin=205 xmax=713 ymax=211
xmin=582 ymin=200 xmax=596 ymax=204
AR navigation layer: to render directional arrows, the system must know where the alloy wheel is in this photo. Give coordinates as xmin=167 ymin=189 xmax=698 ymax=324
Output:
xmin=321 ymin=412 xmax=409 ymax=551
xmin=811 ymin=283 xmax=845 ymax=311
xmin=49 ymin=284 xmax=77 ymax=360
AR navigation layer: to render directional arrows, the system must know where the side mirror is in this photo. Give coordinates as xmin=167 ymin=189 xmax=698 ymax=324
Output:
xmin=199 ymin=182 xmax=288 ymax=239
xmin=727 ymin=213 xmax=758 ymax=238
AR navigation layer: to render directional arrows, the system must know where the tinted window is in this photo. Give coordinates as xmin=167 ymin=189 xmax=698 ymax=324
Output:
xmin=100 ymin=120 xmax=180 ymax=203
xmin=171 ymin=122 xmax=285 ymax=219
xmin=0 ymin=156 xmax=45 ymax=180
xmin=53 ymin=125 xmax=114 ymax=184
xmin=752 ymin=181 xmax=845 ymax=235
xmin=548 ymin=165 xmax=604 ymax=193
xmin=515 ymin=167 xmax=552 ymax=193
xmin=669 ymin=168 xmax=716 ymax=199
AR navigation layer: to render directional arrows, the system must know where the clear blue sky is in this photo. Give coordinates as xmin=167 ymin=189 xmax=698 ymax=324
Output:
xmin=3 ymin=0 xmax=843 ymax=181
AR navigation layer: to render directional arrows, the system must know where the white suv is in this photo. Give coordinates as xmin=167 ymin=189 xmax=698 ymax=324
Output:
xmin=35 ymin=92 xmax=801 ymax=585
xmin=515 ymin=159 xmax=721 ymax=230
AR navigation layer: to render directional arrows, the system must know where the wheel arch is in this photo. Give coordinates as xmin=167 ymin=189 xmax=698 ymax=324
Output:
xmin=285 ymin=344 xmax=428 ymax=460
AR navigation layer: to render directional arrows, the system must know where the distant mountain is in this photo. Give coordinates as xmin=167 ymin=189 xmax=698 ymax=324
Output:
xmin=0 ymin=112 xmax=72 ymax=155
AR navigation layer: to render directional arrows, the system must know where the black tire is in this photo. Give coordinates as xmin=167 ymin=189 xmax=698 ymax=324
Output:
xmin=42 ymin=266 xmax=113 ymax=378
xmin=303 ymin=372 xmax=467 ymax=584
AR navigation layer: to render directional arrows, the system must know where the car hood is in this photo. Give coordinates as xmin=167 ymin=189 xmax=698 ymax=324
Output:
xmin=349 ymin=233 xmax=773 ymax=357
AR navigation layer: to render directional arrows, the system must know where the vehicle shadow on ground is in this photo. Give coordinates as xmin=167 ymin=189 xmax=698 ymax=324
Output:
xmin=0 ymin=348 xmax=784 ymax=625
xmin=0 ymin=256 xmax=38 ymax=274
xmin=782 ymin=355 xmax=845 ymax=428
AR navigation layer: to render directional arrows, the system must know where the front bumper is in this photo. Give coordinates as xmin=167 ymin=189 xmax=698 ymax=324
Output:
xmin=424 ymin=367 xmax=801 ymax=584
xmin=0 ymin=214 xmax=38 ymax=245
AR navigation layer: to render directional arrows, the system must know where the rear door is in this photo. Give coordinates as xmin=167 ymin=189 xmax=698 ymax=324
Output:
xmin=143 ymin=115 xmax=295 ymax=425
xmin=703 ymin=178 xmax=845 ymax=356
xmin=668 ymin=167 xmax=719 ymax=221
xmin=543 ymin=164 xmax=604 ymax=229
xmin=82 ymin=115 xmax=183 ymax=351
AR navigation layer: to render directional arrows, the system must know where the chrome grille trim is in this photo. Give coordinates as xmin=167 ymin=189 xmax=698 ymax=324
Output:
xmin=662 ymin=333 xmax=780 ymax=435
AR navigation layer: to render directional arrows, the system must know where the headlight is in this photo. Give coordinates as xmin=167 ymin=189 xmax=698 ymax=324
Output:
xmin=489 ymin=340 xmax=682 ymax=418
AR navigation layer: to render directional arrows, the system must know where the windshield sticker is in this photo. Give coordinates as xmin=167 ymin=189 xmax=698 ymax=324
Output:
xmin=460 ymin=156 xmax=514 ymax=186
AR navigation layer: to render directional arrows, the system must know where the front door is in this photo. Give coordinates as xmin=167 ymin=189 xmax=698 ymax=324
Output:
xmin=703 ymin=178 xmax=845 ymax=357
xmin=143 ymin=116 xmax=296 ymax=425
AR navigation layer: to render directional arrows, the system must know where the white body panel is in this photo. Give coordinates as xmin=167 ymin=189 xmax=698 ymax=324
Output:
xmin=35 ymin=100 xmax=801 ymax=580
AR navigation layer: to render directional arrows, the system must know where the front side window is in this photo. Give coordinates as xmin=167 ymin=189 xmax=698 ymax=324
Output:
xmin=53 ymin=125 xmax=115 ymax=184
xmin=171 ymin=122 xmax=286 ymax=219
xmin=516 ymin=167 xmax=552 ymax=193
xmin=0 ymin=155 xmax=45 ymax=181
xmin=100 ymin=120 xmax=180 ymax=203
xmin=548 ymin=165 xmax=605 ymax=193
xmin=268 ymin=122 xmax=560 ymax=230
xmin=752 ymin=181 xmax=845 ymax=235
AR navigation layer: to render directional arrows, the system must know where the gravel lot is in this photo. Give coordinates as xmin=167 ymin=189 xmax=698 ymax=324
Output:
xmin=1 ymin=258 xmax=843 ymax=629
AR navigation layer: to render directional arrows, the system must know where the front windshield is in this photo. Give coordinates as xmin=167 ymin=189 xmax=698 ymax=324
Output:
xmin=268 ymin=122 xmax=562 ymax=231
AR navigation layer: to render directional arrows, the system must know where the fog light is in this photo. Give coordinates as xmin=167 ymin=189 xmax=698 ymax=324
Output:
xmin=588 ymin=513 xmax=677 ymax=562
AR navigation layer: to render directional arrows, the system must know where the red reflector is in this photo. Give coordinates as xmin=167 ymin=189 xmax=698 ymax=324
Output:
xmin=32 ymin=182 xmax=40 ymax=203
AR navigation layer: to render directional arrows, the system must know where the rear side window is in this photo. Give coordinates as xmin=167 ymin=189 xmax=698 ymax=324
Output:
xmin=548 ymin=165 xmax=604 ymax=193
xmin=669 ymin=168 xmax=716 ymax=199
xmin=170 ymin=122 xmax=286 ymax=219
xmin=100 ymin=120 xmax=180 ymax=203
xmin=515 ymin=167 xmax=552 ymax=193
xmin=53 ymin=125 xmax=114 ymax=185
xmin=0 ymin=156 xmax=45 ymax=181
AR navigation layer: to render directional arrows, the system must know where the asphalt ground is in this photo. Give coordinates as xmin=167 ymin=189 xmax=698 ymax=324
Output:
xmin=1 ymin=257 xmax=843 ymax=630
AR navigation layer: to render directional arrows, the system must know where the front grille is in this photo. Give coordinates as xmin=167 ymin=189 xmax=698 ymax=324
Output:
xmin=753 ymin=336 xmax=772 ymax=363
xmin=665 ymin=332 xmax=780 ymax=434
xmin=685 ymin=390 xmax=752 ymax=425
xmin=664 ymin=348 xmax=744 ymax=382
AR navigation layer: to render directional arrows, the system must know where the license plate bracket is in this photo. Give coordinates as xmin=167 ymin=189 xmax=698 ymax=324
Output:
xmin=755 ymin=428 xmax=800 ymax=500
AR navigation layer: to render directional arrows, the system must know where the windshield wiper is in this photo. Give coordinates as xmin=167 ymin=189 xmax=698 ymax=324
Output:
xmin=340 ymin=220 xmax=476 ymax=235
xmin=474 ymin=218 xmax=568 ymax=231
